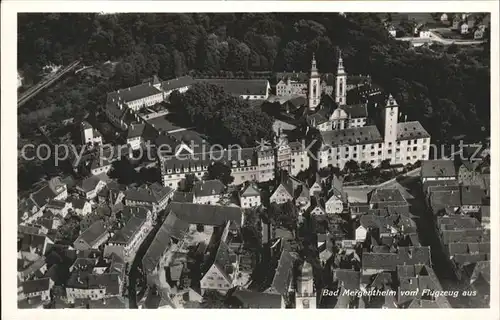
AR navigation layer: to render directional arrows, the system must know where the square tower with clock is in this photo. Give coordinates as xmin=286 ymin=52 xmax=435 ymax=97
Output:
xmin=384 ymin=94 xmax=399 ymax=144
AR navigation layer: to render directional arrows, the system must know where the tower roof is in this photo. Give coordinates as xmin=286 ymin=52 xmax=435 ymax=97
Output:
xmin=298 ymin=260 xmax=314 ymax=280
xmin=310 ymin=53 xmax=319 ymax=77
xmin=337 ymin=49 xmax=345 ymax=75
xmin=386 ymin=94 xmax=398 ymax=107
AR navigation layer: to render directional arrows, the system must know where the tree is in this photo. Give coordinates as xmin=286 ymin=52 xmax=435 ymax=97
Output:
xmin=344 ymin=160 xmax=359 ymax=173
xmin=380 ymin=159 xmax=391 ymax=170
xmin=206 ymin=162 xmax=234 ymax=185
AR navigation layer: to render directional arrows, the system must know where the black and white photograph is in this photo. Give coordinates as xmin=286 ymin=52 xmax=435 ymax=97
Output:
xmin=2 ymin=1 xmax=498 ymax=315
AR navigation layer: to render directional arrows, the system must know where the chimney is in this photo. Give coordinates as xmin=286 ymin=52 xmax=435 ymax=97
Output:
xmin=117 ymin=89 xmax=120 ymax=93
xmin=128 ymin=87 xmax=131 ymax=91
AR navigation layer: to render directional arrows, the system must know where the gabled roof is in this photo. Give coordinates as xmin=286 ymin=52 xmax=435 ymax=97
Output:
xmin=369 ymin=188 xmax=408 ymax=207
xmin=172 ymin=191 xmax=194 ymax=203
xmin=124 ymin=183 xmax=173 ymax=204
xmin=241 ymin=183 xmax=260 ymax=198
xmin=267 ymin=247 xmax=294 ymax=296
xmin=231 ymin=289 xmax=283 ymax=308
xmin=341 ymin=104 xmax=368 ymax=118
xmin=320 ymin=125 xmax=383 ymax=147
xmin=161 ymin=76 xmax=196 ymax=92
xmin=362 ymin=246 xmax=431 ymax=271
xmin=75 ymin=220 xmax=108 ymax=247
xmin=333 ymin=269 xmax=360 ymax=290
xmin=460 ymin=185 xmax=483 ymax=205
xmin=193 ymin=180 xmax=225 ymax=198
xmin=22 ymin=277 xmax=51 ymax=294
xmin=196 ymin=78 xmax=269 ymax=96
xmin=78 ymin=175 xmax=104 ymax=193
xmin=421 ymin=160 xmax=456 ymax=178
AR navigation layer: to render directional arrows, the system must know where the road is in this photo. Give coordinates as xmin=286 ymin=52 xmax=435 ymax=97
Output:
xmin=428 ymin=29 xmax=486 ymax=45
xmin=18 ymin=60 xmax=81 ymax=108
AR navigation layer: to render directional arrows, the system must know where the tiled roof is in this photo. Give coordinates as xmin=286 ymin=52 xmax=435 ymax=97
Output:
xmin=341 ymin=104 xmax=368 ymax=118
xmin=397 ymin=121 xmax=430 ymax=141
xmin=161 ymin=76 xmax=196 ymax=92
xmin=333 ymin=269 xmax=360 ymax=290
xmin=172 ymin=191 xmax=194 ymax=203
xmin=46 ymin=199 xmax=66 ymax=209
xmin=71 ymin=197 xmax=88 ymax=210
xmin=268 ymin=247 xmax=294 ymax=295
xmin=115 ymin=83 xmax=162 ymax=104
xmin=362 ymin=246 xmax=431 ymax=271
xmin=241 ymin=183 xmax=260 ymax=198
xmin=66 ymin=272 xmax=121 ymax=295
xmin=320 ymin=125 xmax=383 ymax=147
xmin=127 ymin=123 xmax=146 ymax=139
xmin=110 ymin=207 xmax=149 ymax=244
xmin=421 ymin=160 xmax=456 ymax=178
xmin=78 ymin=175 xmax=103 ymax=193
xmin=124 ymin=183 xmax=173 ymax=204
xmin=213 ymin=241 xmax=235 ymax=282
xmin=30 ymin=185 xmax=58 ymax=209
xmin=193 ymin=180 xmax=225 ymax=198
xmin=460 ymin=185 xmax=483 ymax=205
xmin=22 ymin=278 xmax=51 ymax=294
xmin=429 ymin=190 xmax=461 ymax=212
xmin=19 ymin=232 xmax=47 ymax=254
xmin=196 ymin=78 xmax=269 ymax=96
xmin=75 ymin=220 xmax=108 ymax=247
xmin=307 ymin=112 xmax=329 ymax=125
xmin=437 ymin=216 xmax=481 ymax=230
xmin=231 ymin=289 xmax=283 ymax=308
xmin=369 ymin=188 xmax=408 ymax=207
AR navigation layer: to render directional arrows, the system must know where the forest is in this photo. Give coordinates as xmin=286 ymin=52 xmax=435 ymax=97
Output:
xmin=18 ymin=12 xmax=490 ymax=145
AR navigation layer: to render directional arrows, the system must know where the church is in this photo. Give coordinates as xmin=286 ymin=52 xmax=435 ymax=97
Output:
xmin=304 ymin=52 xmax=431 ymax=170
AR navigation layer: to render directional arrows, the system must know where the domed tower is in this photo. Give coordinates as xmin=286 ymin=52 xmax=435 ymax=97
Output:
xmin=308 ymin=54 xmax=321 ymax=111
xmin=295 ymin=260 xmax=316 ymax=309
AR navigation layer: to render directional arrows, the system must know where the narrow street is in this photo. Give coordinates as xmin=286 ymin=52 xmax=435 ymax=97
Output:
xmin=127 ymin=219 xmax=166 ymax=308
xmin=400 ymin=177 xmax=474 ymax=308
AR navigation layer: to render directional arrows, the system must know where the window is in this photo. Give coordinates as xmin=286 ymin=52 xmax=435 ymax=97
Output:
xmin=378 ymin=143 xmax=382 ymax=148
xmin=371 ymin=152 xmax=375 ymax=156
xmin=413 ymin=146 xmax=417 ymax=151
xmin=378 ymin=151 xmax=382 ymax=155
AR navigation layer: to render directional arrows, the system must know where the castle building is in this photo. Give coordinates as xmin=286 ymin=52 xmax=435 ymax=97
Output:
xmin=317 ymin=94 xmax=430 ymax=170
xmin=276 ymin=72 xmax=334 ymax=97
xmin=275 ymin=132 xmax=311 ymax=176
xmin=295 ymin=261 xmax=316 ymax=309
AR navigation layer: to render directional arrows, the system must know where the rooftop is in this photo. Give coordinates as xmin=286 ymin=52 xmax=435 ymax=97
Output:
xmin=397 ymin=121 xmax=430 ymax=141
xmin=320 ymin=125 xmax=383 ymax=147
xmin=75 ymin=220 xmax=108 ymax=248
xmin=421 ymin=160 xmax=456 ymax=178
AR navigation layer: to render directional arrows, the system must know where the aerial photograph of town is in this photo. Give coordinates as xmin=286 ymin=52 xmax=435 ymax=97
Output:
xmin=16 ymin=11 xmax=491 ymax=309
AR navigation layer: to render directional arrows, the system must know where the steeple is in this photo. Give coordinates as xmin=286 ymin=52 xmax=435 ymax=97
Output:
xmin=310 ymin=53 xmax=319 ymax=77
xmin=335 ymin=49 xmax=347 ymax=106
xmin=337 ymin=50 xmax=345 ymax=75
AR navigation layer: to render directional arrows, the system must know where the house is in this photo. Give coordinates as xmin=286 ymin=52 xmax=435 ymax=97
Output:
xmin=369 ymin=188 xmax=408 ymax=210
xmin=97 ymin=181 xmax=125 ymax=205
xmin=200 ymin=239 xmax=239 ymax=295
xmin=172 ymin=191 xmax=194 ymax=203
xmin=306 ymin=195 xmax=326 ymax=216
xmin=415 ymin=24 xmax=430 ymax=38
xmin=17 ymin=256 xmax=48 ymax=282
xmin=270 ymin=174 xmax=310 ymax=212
xmin=325 ymin=176 xmax=346 ymax=214
xmin=18 ymin=232 xmax=53 ymax=260
xmin=20 ymin=278 xmax=54 ymax=302
xmin=473 ymin=26 xmax=485 ymax=40
xmin=65 ymin=272 xmax=122 ymax=303
xmin=354 ymin=214 xmax=411 ymax=243
xmin=428 ymin=187 xmax=461 ymax=215
xmin=71 ymin=198 xmax=92 ymax=216
xmin=19 ymin=198 xmax=40 ymax=224
xmin=460 ymin=185 xmax=483 ymax=213
xmin=196 ymin=78 xmax=270 ymax=100
xmin=239 ymin=183 xmax=261 ymax=209
xmin=28 ymin=177 xmax=68 ymax=219
xmin=142 ymin=203 xmax=244 ymax=274
xmin=263 ymin=240 xmax=295 ymax=302
xmin=124 ymin=183 xmax=174 ymax=214
xmin=229 ymin=289 xmax=285 ymax=308
xmin=161 ymin=75 xmax=196 ymax=98
xmin=421 ymin=160 xmax=456 ymax=184
xmin=73 ymin=220 xmax=109 ymax=251
xmin=45 ymin=199 xmax=72 ymax=218
xmin=90 ymin=158 xmax=112 ymax=176
xmin=460 ymin=21 xmax=469 ymax=34
xmin=76 ymin=175 xmax=107 ymax=200
xmin=361 ymin=246 xmax=431 ymax=275
xmin=192 ymin=180 xmax=225 ymax=205
xmin=106 ymin=206 xmax=153 ymax=263
xmin=308 ymin=173 xmax=323 ymax=196
xmin=81 ymin=121 xmax=103 ymax=147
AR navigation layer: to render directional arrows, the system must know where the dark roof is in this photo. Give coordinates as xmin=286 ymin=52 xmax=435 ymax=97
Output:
xmin=127 ymin=123 xmax=146 ymax=139
xmin=369 ymin=188 xmax=408 ymax=207
xmin=162 ymin=147 xmax=258 ymax=170
xmin=333 ymin=269 xmax=360 ymax=290
xmin=169 ymin=202 xmax=243 ymax=227
xmin=161 ymin=76 xmax=196 ymax=92
xmin=172 ymin=191 xmax=194 ymax=203
xmin=320 ymin=125 xmax=383 ymax=147
xmin=71 ymin=197 xmax=88 ymax=209
xmin=110 ymin=207 xmax=148 ymax=244
xmin=22 ymin=278 xmax=51 ymax=294
xmin=142 ymin=203 xmax=243 ymax=273
xmin=75 ymin=220 xmax=108 ymax=247
xmin=124 ymin=183 xmax=173 ymax=204
xmin=78 ymin=175 xmax=103 ymax=193
xmin=341 ymin=104 xmax=368 ymax=118
xmin=193 ymin=180 xmax=225 ymax=198
xmin=429 ymin=190 xmax=461 ymax=212
xmin=397 ymin=121 xmax=430 ymax=141
xmin=362 ymin=246 xmax=431 ymax=271
xmin=66 ymin=272 xmax=121 ymax=295
xmin=213 ymin=241 xmax=235 ymax=282
xmin=268 ymin=247 xmax=294 ymax=295
xmin=46 ymin=199 xmax=66 ymax=209
xmin=231 ymin=289 xmax=283 ymax=308
xmin=196 ymin=78 xmax=269 ymax=96
xmin=30 ymin=185 xmax=58 ymax=209
xmin=460 ymin=185 xmax=483 ymax=205
xmin=115 ymin=83 xmax=162 ymax=104
xmin=241 ymin=183 xmax=260 ymax=197
xmin=437 ymin=216 xmax=481 ymax=230
xmin=19 ymin=232 xmax=47 ymax=254
xmin=421 ymin=160 xmax=456 ymax=178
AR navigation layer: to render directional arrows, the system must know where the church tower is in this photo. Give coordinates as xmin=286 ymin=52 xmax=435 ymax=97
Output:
xmin=308 ymin=54 xmax=321 ymax=111
xmin=335 ymin=51 xmax=347 ymax=106
xmin=295 ymin=261 xmax=316 ymax=309
xmin=383 ymin=94 xmax=399 ymax=144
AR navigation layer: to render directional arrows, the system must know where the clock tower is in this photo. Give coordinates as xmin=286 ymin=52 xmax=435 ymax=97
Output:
xmin=384 ymin=94 xmax=399 ymax=144
xmin=308 ymin=54 xmax=321 ymax=111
